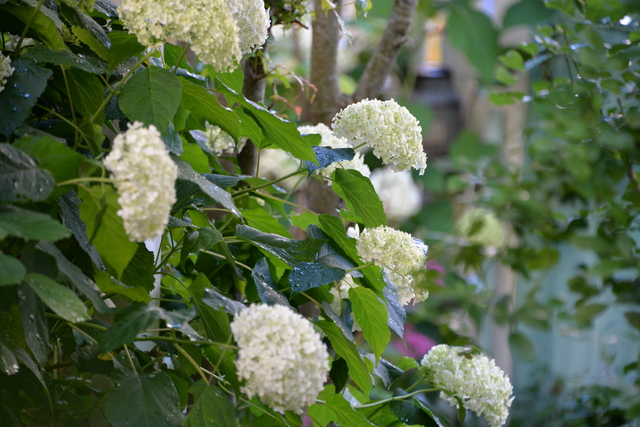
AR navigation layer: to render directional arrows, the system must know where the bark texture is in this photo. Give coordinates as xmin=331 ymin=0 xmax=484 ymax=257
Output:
xmin=238 ymin=47 xmax=268 ymax=176
xmin=353 ymin=0 xmax=419 ymax=102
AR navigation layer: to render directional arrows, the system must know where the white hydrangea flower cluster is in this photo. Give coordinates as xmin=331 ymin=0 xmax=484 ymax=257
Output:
xmin=203 ymin=122 xmax=236 ymax=156
xmin=328 ymin=275 xmax=362 ymax=331
xmin=355 ymin=226 xmax=428 ymax=305
xmin=104 ymin=122 xmax=177 ymax=242
xmin=0 ymin=53 xmax=14 ymax=93
xmin=456 ymin=208 xmax=506 ymax=248
xmin=299 ymin=123 xmax=370 ymax=183
xmin=370 ymin=167 xmax=423 ymax=226
xmin=120 ymin=0 xmax=253 ymax=72
xmin=226 ymin=0 xmax=270 ymax=54
xmin=332 ymin=99 xmax=427 ymax=174
xmin=420 ymin=345 xmax=514 ymax=427
xmin=231 ymin=304 xmax=330 ymax=414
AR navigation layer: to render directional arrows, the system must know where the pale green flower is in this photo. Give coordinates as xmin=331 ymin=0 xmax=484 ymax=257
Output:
xmin=203 ymin=122 xmax=235 ymax=155
xmin=420 ymin=345 xmax=514 ymax=427
xmin=231 ymin=304 xmax=330 ymax=414
xmin=370 ymin=167 xmax=422 ymax=226
xmin=104 ymin=122 xmax=177 ymax=242
xmin=226 ymin=0 xmax=270 ymax=54
xmin=0 ymin=53 xmax=14 ymax=93
xmin=332 ymin=99 xmax=427 ymax=174
xmin=120 ymin=0 xmax=242 ymax=72
xmin=456 ymin=208 xmax=506 ymax=248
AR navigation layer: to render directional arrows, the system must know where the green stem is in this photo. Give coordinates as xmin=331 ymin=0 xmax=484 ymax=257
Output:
xmin=172 ymin=43 xmax=191 ymax=74
xmin=300 ymin=291 xmax=322 ymax=308
xmin=67 ymin=323 xmax=99 ymax=345
xmin=36 ymin=103 xmax=87 ymax=140
xmin=254 ymin=191 xmax=316 ymax=214
xmin=201 ymin=250 xmax=253 ymax=271
xmin=56 ymin=177 xmax=114 ymax=187
xmin=90 ymin=49 xmax=157 ymax=123
xmin=352 ymin=388 xmax=438 ymax=409
xmin=60 ymin=67 xmax=79 ymax=142
xmin=154 ymin=235 xmax=185 ymax=274
xmin=346 ymin=262 xmax=374 ymax=273
xmin=175 ymin=340 xmax=209 ymax=383
xmin=232 ymin=168 xmax=306 ymax=198
xmin=134 ymin=335 xmax=239 ymax=350
xmin=12 ymin=0 xmax=44 ymax=58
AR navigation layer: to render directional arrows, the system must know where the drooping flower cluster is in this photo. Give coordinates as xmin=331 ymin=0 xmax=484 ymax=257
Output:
xmin=420 ymin=345 xmax=514 ymax=427
xmin=299 ymin=123 xmax=370 ymax=182
xmin=456 ymin=208 xmax=506 ymax=248
xmin=104 ymin=122 xmax=178 ymax=242
xmin=230 ymin=304 xmax=330 ymax=414
xmin=355 ymin=226 xmax=428 ymax=305
xmin=120 ymin=0 xmax=269 ymax=72
xmin=370 ymin=167 xmax=422 ymax=226
xmin=332 ymin=99 xmax=427 ymax=174
xmin=226 ymin=0 xmax=270 ymax=54
xmin=0 ymin=53 xmax=14 ymax=93
xmin=203 ymin=122 xmax=236 ymax=156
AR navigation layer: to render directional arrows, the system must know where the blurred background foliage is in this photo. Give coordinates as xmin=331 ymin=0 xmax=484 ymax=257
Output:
xmin=262 ymin=0 xmax=640 ymax=424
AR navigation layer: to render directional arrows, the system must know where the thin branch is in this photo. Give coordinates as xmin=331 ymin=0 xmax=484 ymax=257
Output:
xmin=353 ymin=0 xmax=419 ymax=102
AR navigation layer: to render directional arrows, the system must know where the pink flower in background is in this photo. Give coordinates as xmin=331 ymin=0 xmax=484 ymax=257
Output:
xmin=393 ymin=323 xmax=436 ymax=359
xmin=427 ymin=260 xmax=445 ymax=286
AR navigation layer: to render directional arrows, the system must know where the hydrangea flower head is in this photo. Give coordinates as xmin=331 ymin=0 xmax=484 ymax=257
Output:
xmin=120 ymin=0 xmax=242 ymax=72
xmin=203 ymin=122 xmax=236 ymax=155
xmin=231 ymin=304 xmax=330 ymax=414
xmin=332 ymin=99 xmax=427 ymax=174
xmin=420 ymin=344 xmax=514 ymax=427
xmin=104 ymin=122 xmax=177 ymax=242
xmin=356 ymin=226 xmax=426 ymax=276
xmin=299 ymin=123 xmax=370 ymax=183
xmin=0 ymin=53 xmax=14 ymax=93
xmin=456 ymin=208 xmax=506 ymax=248
xmin=226 ymin=0 xmax=270 ymax=54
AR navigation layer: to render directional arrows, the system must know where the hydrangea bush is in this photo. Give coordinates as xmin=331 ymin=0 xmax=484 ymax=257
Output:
xmin=0 ymin=0 xmax=517 ymax=425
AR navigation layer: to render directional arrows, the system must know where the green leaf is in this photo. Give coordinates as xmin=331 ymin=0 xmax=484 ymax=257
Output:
xmin=59 ymin=190 xmax=105 ymax=270
xmin=23 ymin=273 xmax=90 ymax=323
xmin=412 ymin=397 xmax=455 ymax=427
xmin=78 ymin=185 xmax=138 ymax=278
xmin=251 ymin=258 xmax=291 ymax=307
xmin=289 ymin=262 xmax=345 ymax=294
xmin=205 ymin=65 xmax=244 ymax=93
xmin=383 ymin=283 xmax=405 ymax=338
xmin=189 ymin=274 xmax=232 ymax=342
xmin=215 ymin=81 xmax=318 ymax=163
xmin=446 ymin=3 xmax=499 ymax=82
xmin=0 ymin=206 xmax=70 ymax=241
xmin=94 ymin=270 xmax=151 ymax=302
xmin=183 ymin=384 xmax=236 ymax=427
xmin=396 ymin=357 xmax=419 ymax=371
xmin=23 ymin=42 xmax=105 ymax=73
xmin=349 ymin=287 xmax=389 ymax=363
xmin=71 ymin=25 xmax=108 ymax=60
xmin=98 ymin=303 xmax=192 ymax=351
xmin=13 ymin=135 xmax=85 ymax=198
xmin=449 ymin=130 xmax=498 ymax=170
xmin=625 ymin=312 xmax=640 ymax=331
xmin=306 ymin=146 xmax=355 ymax=176
xmin=0 ymin=6 xmax=66 ymax=50
xmin=0 ymin=254 xmax=26 ymax=286
xmin=18 ymin=283 xmax=50 ymax=364
xmin=0 ymin=143 xmax=55 ymax=203
xmin=181 ymin=227 xmax=223 ymax=268
xmin=315 ymin=320 xmax=372 ymax=395
xmin=508 ymin=331 xmax=534 ymax=360
xmin=0 ymin=60 xmax=52 ymax=137
xmin=202 ymin=288 xmax=246 ymax=316
xmin=503 ymin=0 xmax=555 ymax=28
xmin=236 ymin=225 xmax=326 ymax=267
xmin=180 ymin=78 xmax=240 ymax=139
xmin=332 ymin=169 xmax=386 ymax=228
xmin=172 ymin=155 xmax=241 ymax=218
xmin=105 ymin=371 xmax=182 ymax=427
xmin=313 ymin=394 xmax=376 ymax=427
xmin=240 ymin=208 xmax=292 ymax=238
xmin=202 ymin=346 xmax=241 ymax=394
xmin=119 ymin=66 xmax=182 ymax=133
xmin=329 ymin=358 xmax=349 ymax=393
xmin=499 ymin=49 xmax=524 ymax=71
xmin=106 ymin=31 xmax=146 ymax=71
xmin=317 ymin=214 xmax=386 ymax=292
xmin=36 ymin=241 xmax=110 ymax=313
xmin=66 ymin=68 xmax=104 ymax=121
